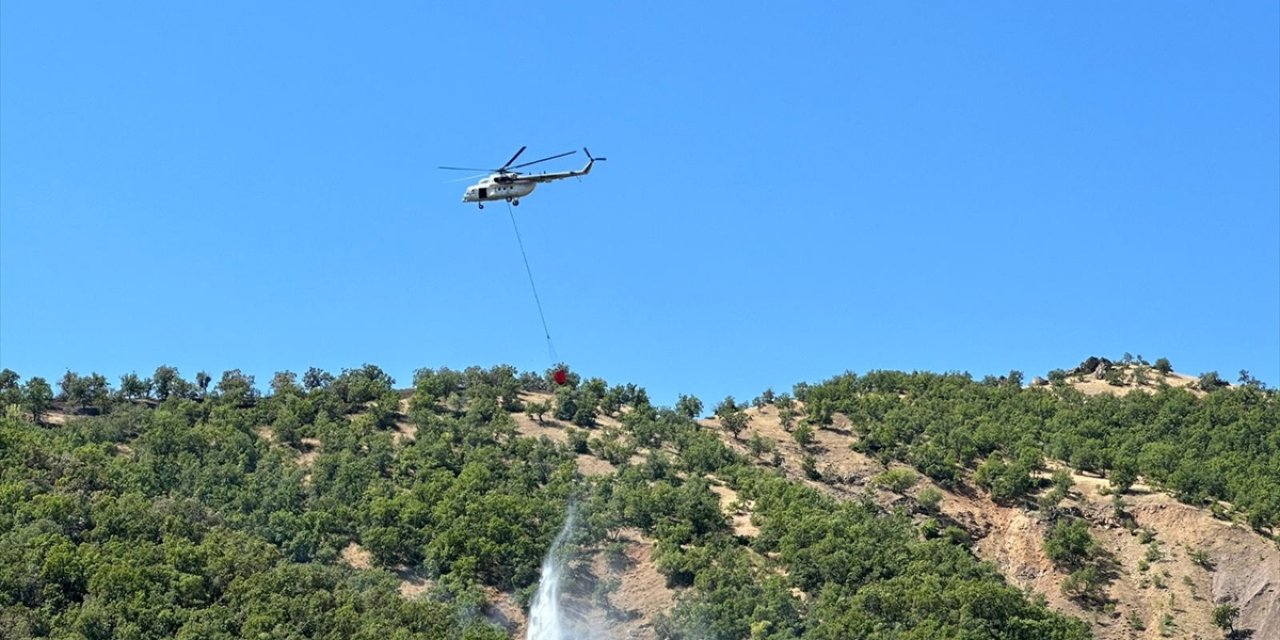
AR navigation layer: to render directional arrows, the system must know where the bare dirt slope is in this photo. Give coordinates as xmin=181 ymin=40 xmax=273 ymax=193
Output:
xmin=710 ymin=403 xmax=1279 ymax=640
xmin=574 ymin=528 xmax=678 ymax=640
xmin=1064 ymin=370 xmax=1203 ymax=397
xmin=478 ymin=528 xmax=678 ymax=640
xmin=503 ymin=393 xmax=677 ymax=639
xmin=959 ymin=473 xmax=1279 ymax=640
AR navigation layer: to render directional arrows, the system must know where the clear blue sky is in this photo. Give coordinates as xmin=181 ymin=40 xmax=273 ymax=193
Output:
xmin=3 ymin=3 xmax=1277 ymax=406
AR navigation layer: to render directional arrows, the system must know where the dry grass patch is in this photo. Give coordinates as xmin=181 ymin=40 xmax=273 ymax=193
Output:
xmin=340 ymin=542 xmax=373 ymax=570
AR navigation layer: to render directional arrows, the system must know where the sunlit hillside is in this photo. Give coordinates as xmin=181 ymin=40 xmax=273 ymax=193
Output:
xmin=1 ymin=359 xmax=1276 ymax=639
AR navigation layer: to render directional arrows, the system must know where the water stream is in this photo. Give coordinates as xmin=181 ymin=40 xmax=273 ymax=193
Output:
xmin=525 ymin=507 xmax=577 ymax=640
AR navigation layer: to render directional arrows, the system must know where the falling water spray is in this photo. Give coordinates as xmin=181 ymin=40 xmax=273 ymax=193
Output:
xmin=526 ymin=506 xmax=577 ymax=640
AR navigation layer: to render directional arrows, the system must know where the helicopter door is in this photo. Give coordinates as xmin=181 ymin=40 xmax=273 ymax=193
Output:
xmin=478 ymin=187 xmax=488 ymax=199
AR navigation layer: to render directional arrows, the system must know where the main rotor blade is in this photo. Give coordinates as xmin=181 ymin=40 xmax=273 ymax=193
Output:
xmin=438 ymin=165 xmax=493 ymax=172
xmin=508 ymin=149 xmax=576 ymax=170
xmin=449 ymin=173 xmax=488 ymax=182
xmin=500 ymin=146 xmax=528 ymax=170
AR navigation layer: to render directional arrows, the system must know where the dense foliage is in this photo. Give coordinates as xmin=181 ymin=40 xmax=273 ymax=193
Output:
xmin=801 ymin=367 xmax=1280 ymax=529
xmin=636 ymin=470 xmax=1091 ymax=639
xmin=0 ymin=363 xmax=1102 ymax=639
xmin=1 ymin=364 xmax=573 ymax=639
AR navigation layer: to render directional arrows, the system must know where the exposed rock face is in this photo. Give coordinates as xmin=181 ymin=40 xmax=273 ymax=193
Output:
xmin=1210 ymin=529 xmax=1280 ymax=640
xmin=1072 ymin=356 xmax=1114 ymax=377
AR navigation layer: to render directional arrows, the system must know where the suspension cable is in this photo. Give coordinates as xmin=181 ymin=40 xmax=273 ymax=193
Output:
xmin=505 ymin=201 xmax=558 ymax=362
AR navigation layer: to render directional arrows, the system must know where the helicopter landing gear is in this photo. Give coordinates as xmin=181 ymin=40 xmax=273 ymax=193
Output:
xmin=512 ymin=199 xmax=519 ymax=206
xmin=478 ymin=203 xmax=484 ymax=210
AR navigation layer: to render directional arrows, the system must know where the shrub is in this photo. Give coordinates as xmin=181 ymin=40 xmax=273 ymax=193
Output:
xmin=1197 ymin=371 xmax=1228 ymax=390
xmin=564 ymin=427 xmax=589 ymax=454
xmin=1062 ymin=565 xmax=1106 ymax=603
xmin=1212 ymin=604 xmax=1239 ymax=634
xmin=1189 ymin=548 xmax=1214 ymax=570
xmin=916 ymin=487 xmax=943 ymax=513
xmin=874 ymin=468 xmax=918 ymax=494
xmin=792 ymin=424 xmax=815 ymax=449
xmin=1045 ymin=518 xmax=1096 ymax=569
xmin=801 ymin=454 xmax=820 ymax=480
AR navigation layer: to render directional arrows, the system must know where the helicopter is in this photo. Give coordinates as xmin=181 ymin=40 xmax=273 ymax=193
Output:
xmin=439 ymin=146 xmax=605 ymax=209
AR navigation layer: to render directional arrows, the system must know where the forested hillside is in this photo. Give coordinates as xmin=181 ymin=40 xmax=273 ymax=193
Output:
xmin=1 ymin=365 xmax=566 ymax=640
xmin=0 ymin=361 xmax=1275 ymax=639
xmin=716 ymin=362 xmax=1278 ymax=639
xmin=800 ymin=363 xmax=1279 ymax=530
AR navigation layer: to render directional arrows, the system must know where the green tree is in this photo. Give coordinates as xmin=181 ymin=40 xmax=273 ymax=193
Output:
xmin=333 ymin=364 xmax=395 ymax=404
xmin=1154 ymin=357 xmax=1173 ymax=375
xmin=1045 ymin=518 xmax=1096 ymax=569
xmin=118 ymin=372 xmax=151 ymax=400
xmin=23 ymin=376 xmax=54 ymax=423
xmin=552 ymin=386 xmax=576 ymax=421
xmin=195 ymin=370 xmax=212 ymax=397
xmin=747 ymin=386 xmax=773 ymax=407
xmin=792 ymin=423 xmax=814 ymax=449
xmin=1109 ymin=457 xmax=1138 ymax=493
xmin=0 ymin=368 xmax=22 ymax=408
xmin=792 ymin=381 xmax=810 ymax=401
xmin=1237 ymin=369 xmax=1267 ymax=390
xmin=774 ymin=393 xmax=797 ymax=430
xmin=975 ymin=456 xmax=1036 ymax=503
xmin=151 ymin=366 xmax=181 ymax=399
xmin=714 ymin=395 xmax=745 ymax=436
xmin=720 ymin=410 xmax=749 ymax=440
xmin=60 ymin=371 xmax=109 ymax=411
xmin=303 ymin=366 xmax=333 ymax=390
xmin=601 ymin=385 xmax=626 ymax=416
xmin=565 ymin=426 xmax=589 ymax=453
xmin=1110 ymin=493 xmax=1129 ymax=522
xmin=572 ymin=397 xmax=598 ymax=428
xmin=59 ymin=370 xmax=87 ymax=406
xmin=215 ymin=369 xmax=259 ymax=407
xmin=270 ymin=371 xmax=301 ymax=397
xmin=1198 ymin=371 xmax=1228 ymax=391
xmin=714 ymin=395 xmax=738 ymax=417
xmin=1211 ymin=603 xmax=1238 ymax=636
xmin=1068 ymin=440 xmax=1105 ymax=475
xmin=84 ymin=373 xmax=110 ymax=409
xmin=525 ymin=399 xmax=550 ymax=424
xmin=747 ymin=431 xmax=771 ymax=459
xmin=801 ymin=453 xmax=820 ymax=479
xmin=1039 ymin=468 xmax=1074 ymax=511
xmin=1053 ymin=468 xmax=1073 ymax=491
xmin=1062 ymin=565 xmax=1107 ymax=603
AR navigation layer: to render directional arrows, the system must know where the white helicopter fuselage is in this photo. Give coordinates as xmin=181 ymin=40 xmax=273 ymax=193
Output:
xmin=460 ymin=155 xmax=599 ymax=207
xmin=462 ymin=177 xmax=536 ymax=204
